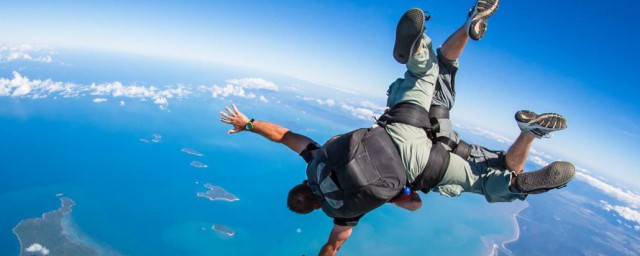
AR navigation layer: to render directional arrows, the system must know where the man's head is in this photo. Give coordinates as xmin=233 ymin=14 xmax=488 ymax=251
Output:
xmin=287 ymin=181 xmax=321 ymax=214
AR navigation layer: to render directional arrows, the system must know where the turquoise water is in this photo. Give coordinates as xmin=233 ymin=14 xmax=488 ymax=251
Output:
xmin=0 ymin=52 xmax=522 ymax=255
xmin=0 ymin=98 xmax=522 ymax=255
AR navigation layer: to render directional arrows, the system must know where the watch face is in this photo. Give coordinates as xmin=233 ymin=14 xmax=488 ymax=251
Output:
xmin=245 ymin=123 xmax=253 ymax=131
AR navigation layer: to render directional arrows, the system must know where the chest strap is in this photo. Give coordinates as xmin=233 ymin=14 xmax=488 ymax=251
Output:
xmin=377 ymin=103 xmax=431 ymax=130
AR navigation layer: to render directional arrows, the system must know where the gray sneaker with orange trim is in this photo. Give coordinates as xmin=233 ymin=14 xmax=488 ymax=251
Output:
xmin=466 ymin=0 xmax=500 ymax=40
xmin=515 ymin=110 xmax=568 ymax=138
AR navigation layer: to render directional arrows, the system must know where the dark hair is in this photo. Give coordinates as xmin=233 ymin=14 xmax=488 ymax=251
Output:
xmin=287 ymin=182 xmax=319 ymax=214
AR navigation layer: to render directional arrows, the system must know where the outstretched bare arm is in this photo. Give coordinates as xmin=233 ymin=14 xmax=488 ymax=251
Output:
xmin=219 ymin=104 xmax=314 ymax=154
xmin=319 ymin=225 xmax=353 ymax=256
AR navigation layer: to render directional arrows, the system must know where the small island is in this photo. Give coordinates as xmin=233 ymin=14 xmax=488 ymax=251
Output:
xmin=197 ymin=184 xmax=239 ymax=202
xmin=190 ymin=161 xmax=208 ymax=168
xmin=212 ymin=225 xmax=235 ymax=237
xmin=181 ymin=148 xmax=203 ymax=156
xmin=12 ymin=197 xmax=113 ymax=256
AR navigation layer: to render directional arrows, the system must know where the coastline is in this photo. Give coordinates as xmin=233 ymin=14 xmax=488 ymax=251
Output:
xmin=11 ymin=220 xmax=26 ymax=256
xmin=196 ymin=193 xmax=240 ymax=202
xmin=500 ymin=201 xmax=530 ymax=255
xmin=11 ymin=197 xmax=118 ymax=256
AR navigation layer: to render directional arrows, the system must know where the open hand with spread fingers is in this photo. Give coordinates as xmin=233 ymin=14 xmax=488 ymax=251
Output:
xmin=219 ymin=104 xmax=250 ymax=134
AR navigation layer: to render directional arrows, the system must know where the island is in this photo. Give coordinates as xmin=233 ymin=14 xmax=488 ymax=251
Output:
xmin=190 ymin=161 xmax=208 ymax=168
xmin=12 ymin=197 xmax=115 ymax=256
xmin=212 ymin=225 xmax=235 ymax=237
xmin=196 ymin=184 xmax=239 ymax=202
xmin=181 ymin=148 xmax=203 ymax=156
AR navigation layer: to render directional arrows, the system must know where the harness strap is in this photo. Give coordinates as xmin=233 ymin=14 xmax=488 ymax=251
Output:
xmin=436 ymin=136 xmax=472 ymax=160
xmin=453 ymin=140 xmax=471 ymax=160
xmin=436 ymin=136 xmax=459 ymax=151
xmin=411 ymin=142 xmax=450 ymax=193
xmin=377 ymin=103 xmax=431 ymax=130
xmin=429 ymin=106 xmax=450 ymax=119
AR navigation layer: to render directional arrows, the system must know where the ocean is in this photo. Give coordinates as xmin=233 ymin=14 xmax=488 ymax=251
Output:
xmin=0 ymin=51 xmax=523 ymax=255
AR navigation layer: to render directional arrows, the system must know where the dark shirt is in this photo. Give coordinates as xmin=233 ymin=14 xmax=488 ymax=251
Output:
xmin=300 ymin=142 xmax=364 ymax=227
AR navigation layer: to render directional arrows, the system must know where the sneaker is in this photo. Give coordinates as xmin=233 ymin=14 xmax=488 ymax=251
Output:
xmin=515 ymin=161 xmax=576 ymax=194
xmin=393 ymin=8 xmax=426 ymax=64
xmin=515 ymin=110 xmax=567 ymax=138
xmin=465 ymin=0 xmax=500 ymax=41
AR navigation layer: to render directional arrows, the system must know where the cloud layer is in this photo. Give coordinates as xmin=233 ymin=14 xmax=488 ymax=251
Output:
xmin=0 ymin=71 xmax=190 ymax=109
xmin=0 ymin=45 xmax=53 ymax=63
xmin=206 ymin=78 xmax=278 ymax=100
xmin=601 ymin=200 xmax=640 ymax=231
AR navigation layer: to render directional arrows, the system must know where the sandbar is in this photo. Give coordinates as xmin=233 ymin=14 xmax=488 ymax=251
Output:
xmin=181 ymin=148 xmax=203 ymax=157
xmin=190 ymin=161 xmax=208 ymax=168
xmin=212 ymin=224 xmax=235 ymax=237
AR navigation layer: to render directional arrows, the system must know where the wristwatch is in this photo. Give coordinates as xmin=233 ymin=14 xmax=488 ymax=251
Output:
xmin=245 ymin=119 xmax=255 ymax=131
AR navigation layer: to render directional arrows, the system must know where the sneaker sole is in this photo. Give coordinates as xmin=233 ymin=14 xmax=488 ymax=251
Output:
xmin=469 ymin=0 xmax=500 ymax=40
xmin=516 ymin=110 xmax=568 ymax=130
xmin=516 ymin=161 xmax=575 ymax=193
xmin=393 ymin=8 xmax=425 ymax=64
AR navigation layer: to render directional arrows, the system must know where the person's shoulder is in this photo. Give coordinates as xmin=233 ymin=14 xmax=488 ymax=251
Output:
xmin=299 ymin=142 xmax=320 ymax=163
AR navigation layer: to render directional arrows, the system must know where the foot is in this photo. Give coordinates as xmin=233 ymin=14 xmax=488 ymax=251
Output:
xmin=465 ymin=0 xmax=500 ymax=41
xmin=394 ymin=8 xmax=426 ymax=64
xmin=515 ymin=110 xmax=567 ymax=138
xmin=515 ymin=161 xmax=575 ymax=194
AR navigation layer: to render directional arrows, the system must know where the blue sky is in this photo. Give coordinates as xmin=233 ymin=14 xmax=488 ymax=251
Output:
xmin=0 ymin=0 xmax=638 ymax=189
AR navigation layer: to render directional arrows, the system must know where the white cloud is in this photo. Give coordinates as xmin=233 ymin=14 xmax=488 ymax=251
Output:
xmin=120 ymin=101 xmax=125 ymax=106
xmin=25 ymin=243 xmax=49 ymax=255
xmin=529 ymin=148 xmax=555 ymax=162
xmin=360 ymin=101 xmax=386 ymax=112
xmin=529 ymin=155 xmax=549 ymax=167
xmin=11 ymin=84 xmax=32 ymax=97
xmin=467 ymin=127 xmax=510 ymax=144
xmin=0 ymin=71 xmax=80 ymax=98
xmin=225 ymin=78 xmax=278 ymax=91
xmin=341 ymin=104 xmax=376 ymax=120
xmin=0 ymin=44 xmax=53 ymax=63
xmin=578 ymin=173 xmax=640 ymax=209
xmin=208 ymin=78 xmax=278 ymax=102
xmin=153 ymin=97 xmax=168 ymax=108
xmin=316 ymin=98 xmax=335 ymax=107
xmin=601 ymin=200 xmax=640 ymax=226
xmin=0 ymin=71 xmax=191 ymax=109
